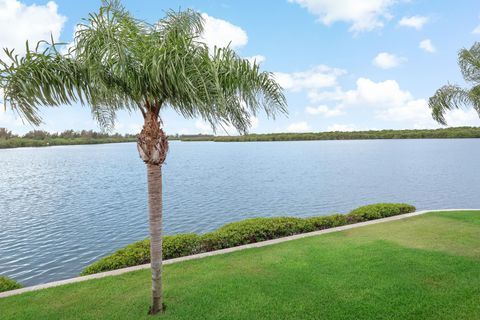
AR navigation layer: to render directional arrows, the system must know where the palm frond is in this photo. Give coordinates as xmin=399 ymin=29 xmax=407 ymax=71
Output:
xmin=156 ymin=9 xmax=204 ymax=38
xmin=458 ymin=42 xmax=480 ymax=84
xmin=0 ymin=2 xmax=287 ymax=133
xmin=429 ymin=85 xmax=473 ymax=125
xmin=1 ymin=44 xmax=88 ymax=125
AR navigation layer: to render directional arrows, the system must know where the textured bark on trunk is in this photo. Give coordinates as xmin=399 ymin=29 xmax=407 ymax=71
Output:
xmin=147 ymin=163 xmax=163 ymax=315
xmin=137 ymin=108 xmax=168 ymax=315
xmin=137 ymin=110 xmax=168 ymax=165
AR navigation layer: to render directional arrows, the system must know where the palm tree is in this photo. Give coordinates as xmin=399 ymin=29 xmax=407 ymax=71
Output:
xmin=0 ymin=1 xmax=286 ymax=315
xmin=429 ymin=42 xmax=480 ymax=124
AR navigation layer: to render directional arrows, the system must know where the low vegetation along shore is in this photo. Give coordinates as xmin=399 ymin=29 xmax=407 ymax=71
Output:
xmin=1 ymin=209 xmax=479 ymax=319
xmin=0 ymin=277 xmax=22 ymax=293
xmin=1 ymin=203 xmax=415 ymax=293
xmin=177 ymin=126 xmax=480 ymax=142
xmin=3 ymin=127 xmax=480 ymax=149
xmin=80 ymin=203 xmax=415 ymax=275
xmin=0 ymin=129 xmax=136 ymax=149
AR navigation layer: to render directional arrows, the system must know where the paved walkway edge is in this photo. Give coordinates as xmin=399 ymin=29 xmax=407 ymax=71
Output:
xmin=2 ymin=208 xmax=479 ymax=298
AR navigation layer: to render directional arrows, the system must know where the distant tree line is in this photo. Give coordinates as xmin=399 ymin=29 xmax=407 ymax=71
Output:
xmin=0 ymin=129 xmax=138 ymax=149
xmin=0 ymin=128 xmax=14 ymax=140
xmin=178 ymin=127 xmax=480 ymax=142
xmin=4 ymin=127 xmax=480 ymax=149
xmin=168 ymin=133 xmax=214 ymax=140
xmin=0 ymin=129 xmax=137 ymax=140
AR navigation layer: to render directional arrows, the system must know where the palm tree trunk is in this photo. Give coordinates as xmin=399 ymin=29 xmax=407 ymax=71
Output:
xmin=147 ymin=163 xmax=163 ymax=315
xmin=137 ymin=107 xmax=169 ymax=315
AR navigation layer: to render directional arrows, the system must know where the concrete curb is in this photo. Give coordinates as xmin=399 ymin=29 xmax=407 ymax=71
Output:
xmin=1 ymin=208 xmax=479 ymax=299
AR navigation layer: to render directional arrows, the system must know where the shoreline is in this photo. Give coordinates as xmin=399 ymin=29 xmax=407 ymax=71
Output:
xmin=0 ymin=139 xmax=137 ymax=150
xmin=4 ymin=135 xmax=480 ymax=150
xmin=2 ymin=208 xmax=479 ymax=299
xmin=3 ymin=126 xmax=480 ymax=149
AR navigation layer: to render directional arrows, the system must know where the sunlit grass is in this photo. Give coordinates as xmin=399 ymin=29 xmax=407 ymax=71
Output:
xmin=2 ymin=211 xmax=479 ymax=320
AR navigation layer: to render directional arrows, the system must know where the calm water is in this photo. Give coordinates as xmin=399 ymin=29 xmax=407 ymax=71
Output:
xmin=1 ymin=139 xmax=480 ymax=286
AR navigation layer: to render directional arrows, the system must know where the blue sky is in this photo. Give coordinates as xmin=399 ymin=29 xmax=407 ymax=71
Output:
xmin=1 ymin=0 xmax=480 ymax=134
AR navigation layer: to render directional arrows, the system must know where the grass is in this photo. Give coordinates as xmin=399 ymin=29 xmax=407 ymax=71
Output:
xmin=1 ymin=210 xmax=480 ymax=319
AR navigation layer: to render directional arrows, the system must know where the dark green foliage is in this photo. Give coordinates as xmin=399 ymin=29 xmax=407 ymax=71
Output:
xmin=176 ymin=126 xmax=480 ymax=142
xmin=0 ymin=129 xmax=137 ymax=149
xmin=201 ymin=217 xmax=311 ymax=251
xmin=348 ymin=203 xmax=416 ymax=220
xmin=0 ymin=137 xmax=136 ymax=149
xmin=163 ymin=234 xmax=202 ymax=259
xmin=0 ymin=128 xmax=14 ymax=139
xmin=81 ymin=239 xmax=151 ymax=276
xmin=5 ymin=126 xmax=480 ymax=149
xmin=81 ymin=234 xmax=202 ymax=276
xmin=305 ymin=214 xmax=349 ymax=230
xmin=0 ymin=276 xmax=22 ymax=293
xmin=81 ymin=203 xmax=416 ymax=275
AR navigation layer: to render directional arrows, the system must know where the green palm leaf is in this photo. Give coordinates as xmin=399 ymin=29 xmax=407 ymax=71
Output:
xmin=429 ymin=42 xmax=480 ymax=124
xmin=0 ymin=1 xmax=287 ymax=314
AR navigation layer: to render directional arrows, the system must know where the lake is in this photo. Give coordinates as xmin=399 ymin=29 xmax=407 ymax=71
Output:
xmin=1 ymin=139 xmax=480 ymax=286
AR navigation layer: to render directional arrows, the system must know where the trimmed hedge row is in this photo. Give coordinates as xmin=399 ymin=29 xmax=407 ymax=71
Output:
xmin=349 ymin=203 xmax=416 ymax=220
xmin=0 ymin=276 xmax=22 ymax=293
xmin=81 ymin=203 xmax=415 ymax=275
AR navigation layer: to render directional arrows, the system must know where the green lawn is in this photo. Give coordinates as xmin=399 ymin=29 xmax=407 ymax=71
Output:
xmin=2 ymin=211 xmax=480 ymax=319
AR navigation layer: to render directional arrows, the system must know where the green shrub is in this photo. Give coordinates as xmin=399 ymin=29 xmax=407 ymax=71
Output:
xmin=0 ymin=276 xmax=22 ymax=293
xmin=348 ymin=203 xmax=416 ymax=221
xmin=81 ymin=239 xmax=150 ymax=275
xmin=81 ymin=234 xmax=202 ymax=275
xmin=201 ymin=217 xmax=311 ymax=251
xmin=163 ymin=233 xmax=202 ymax=259
xmin=81 ymin=203 xmax=416 ymax=275
xmin=305 ymin=214 xmax=348 ymax=230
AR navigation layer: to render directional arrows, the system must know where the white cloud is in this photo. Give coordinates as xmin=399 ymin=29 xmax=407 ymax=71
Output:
xmin=288 ymin=0 xmax=396 ymax=32
xmin=275 ymin=65 xmax=346 ymax=91
xmin=419 ymin=39 xmax=436 ymax=53
xmin=245 ymin=55 xmax=266 ymax=65
xmin=376 ymin=98 xmax=431 ymax=122
xmin=321 ymin=78 xmax=413 ymax=108
xmin=286 ymin=121 xmax=310 ymax=132
xmin=279 ymin=62 xmax=478 ymax=130
xmin=377 ymin=99 xmax=480 ymax=128
xmin=200 ymin=13 xmax=248 ymax=50
xmin=372 ymin=52 xmax=406 ymax=69
xmin=352 ymin=78 xmax=412 ymax=108
xmin=311 ymin=77 xmax=419 ymax=118
xmin=398 ymin=15 xmax=428 ymax=30
xmin=327 ymin=123 xmax=356 ymax=131
xmin=307 ymin=87 xmax=347 ymax=103
xmin=306 ymin=105 xmax=344 ymax=117
xmin=473 ymin=24 xmax=480 ymax=34
xmin=302 ymin=78 xmax=433 ymax=123
xmin=443 ymin=109 xmax=480 ymax=127
xmin=0 ymin=0 xmax=66 ymax=60
xmin=311 ymin=76 xmax=479 ymax=128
